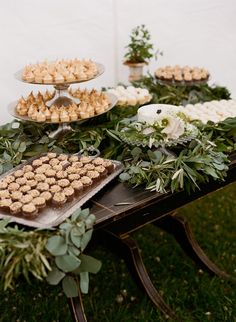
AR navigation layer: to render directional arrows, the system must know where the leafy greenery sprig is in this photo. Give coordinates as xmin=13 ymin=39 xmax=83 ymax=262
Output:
xmin=0 ymin=208 xmax=101 ymax=297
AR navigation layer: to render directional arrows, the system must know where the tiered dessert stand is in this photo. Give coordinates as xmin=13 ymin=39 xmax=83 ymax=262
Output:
xmin=9 ymin=62 xmax=117 ymax=138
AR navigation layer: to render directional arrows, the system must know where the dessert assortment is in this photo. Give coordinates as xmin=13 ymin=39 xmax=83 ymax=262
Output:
xmin=182 ymin=99 xmax=236 ymax=124
xmin=22 ymin=58 xmax=99 ymax=84
xmin=155 ymin=65 xmax=209 ymax=83
xmin=106 ymin=86 xmax=152 ymax=106
xmin=15 ymin=89 xmax=111 ymax=122
xmin=0 ymin=153 xmax=116 ymax=220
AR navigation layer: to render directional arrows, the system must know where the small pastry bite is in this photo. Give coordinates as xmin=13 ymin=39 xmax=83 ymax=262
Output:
xmin=37 ymin=182 xmax=49 ymax=192
xmin=54 ymin=73 xmax=64 ymax=83
xmin=16 ymin=177 xmax=27 ymax=186
xmin=40 ymin=156 xmax=50 ymax=164
xmin=56 ymin=170 xmax=67 ymax=179
xmin=68 ymin=173 xmax=80 ymax=181
xmin=49 ymin=158 xmax=60 ymax=166
xmin=80 ymin=156 xmax=92 ymax=164
xmin=45 ymin=177 xmax=56 ymax=185
xmin=51 ymin=111 xmax=60 ymax=123
xmin=50 ymin=184 xmax=62 ymax=194
xmin=29 ymin=189 xmax=40 ymax=198
xmin=26 ymin=180 xmax=38 ymax=188
xmin=92 ymin=157 xmax=104 ymax=166
xmin=95 ymin=165 xmax=107 ymax=177
xmin=19 ymin=184 xmax=31 ymax=194
xmin=0 ymin=181 xmax=8 ymax=190
xmin=10 ymin=202 xmax=23 ymax=215
xmin=60 ymin=110 xmax=70 ymax=122
xmin=34 ymin=173 xmax=47 ymax=182
xmin=0 ymin=190 xmax=11 ymax=199
xmin=35 ymin=166 xmax=46 ymax=174
xmin=72 ymin=161 xmax=83 ymax=169
xmin=23 ymin=165 xmax=33 ymax=173
xmin=47 ymin=152 xmax=57 ymax=159
xmin=40 ymin=191 xmax=52 ymax=203
xmin=45 ymin=169 xmax=56 ymax=177
xmin=14 ymin=170 xmax=24 ymax=178
xmin=32 ymin=197 xmax=46 ymax=209
xmin=57 ymin=154 xmax=68 ymax=161
xmin=57 ymin=179 xmax=70 ymax=188
xmin=70 ymin=180 xmax=83 ymax=193
xmin=52 ymin=164 xmax=63 ymax=172
xmin=79 ymin=176 xmax=92 ymax=188
xmin=86 ymin=170 xmax=100 ymax=182
xmin=0 ymin=198 xmax=12 ymax=210
xmin=77 ymin=168 xmax=87 ymax=177
xmin=63 ymin=186 xmax=75 ymax=201
xmin=8 ymin=182 xmax=20 ymax=192
xmin=22 ymin=203 xmax=38 ymax=218
xmin=4 ymin=175 xmax=15 ymax=184
xmin=11 ymin=191 xmax=23 ymax=201
xmin=24 ymin=171 xmax=35 ymax=180
xmin=32 ymin=159 xmax=43 ymax=168
xmin=102 ymin=160 xmax=114 ymax=173
xmin=59 ymin=160 xmax=70 ymax=169
xmin=52 ymin=192 xmax=67 ymax=207
xmin=84 ymin=163 xmax=95 ymax=171
xmin=69 ymin=155 xmax=79 ymax=163
xmin=43 ymin=73 xmax=53 ymax=83
xmin=21 ymin=194 xmax=33 ymax=204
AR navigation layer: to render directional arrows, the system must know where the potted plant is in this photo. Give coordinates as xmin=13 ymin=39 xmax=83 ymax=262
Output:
xmin=124 ymin=24 xmax=155 ymax=82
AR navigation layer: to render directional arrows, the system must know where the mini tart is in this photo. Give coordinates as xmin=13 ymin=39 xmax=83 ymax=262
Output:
xmin=22 ymin=203 xmax=38 ymax=218
xmin=72 ymin=161 xmax=83 ymax=169
xmin=32 ymin=197 xmax=46 ymax=209
xmin=68 ymin=173 xmax=80 ymax=181
xmin=14 ymin=169 xmax=24 ymax=178
xmin=47 ymin=152 xmax=57 ymax=159
xmin=34 ymin=174 xmax=47 ymax=182
xmin=20 ymin=185 xmax=31 ymax=194
xmin=80 ymin=156 xmax=92 ymax=164
xmin=79 ymin=176 xmax=92 ymax=187
xmin=32 ymin=159 xmax=43 ymax=168
xmin=84 ymin=163 xmax=95 ymax=171
xmin=77 ymin=169 xmax=87 ymax=177
xmin=40 ymin=191 xmax=52 ymax=203
xmin=4 ymin=175 xmax=15 ymax=184
xmin=0 ymin=190 xmax=11 ymax=199
xmin=37 ymin=182 xmax=49 ymax=192
xmin=11 ymin=191 xmax=23 ymax=201
xmin=86 ymin=170 xmax=100 ymax=182
xmin=24 ymin=171 xmax=35 ymax=180
xmin=40 ymin=163 xmax=51 ymax=170
xmin=63 ymin=186 xmax=75 ymax=200
xmin=29 ymin=189 xmax=40 ymax=198
xmin=59 ymin=160 xmax=70 ymax=169
xmin=49 ymin=158 xmax=60 ymax=166
xmin=45 ymin=177 xmax=56 ymax=185
xmin=27 ymin=180 xmax=38 ymax=188
xmin=56 ymin=171 xmax=68 ymax=179
xmin=16 ymin=177 xmax=27 ymax=186
xmin=52 ymin=192 xmax=67 ymax=207
xmin=0 ymin=198 xmax=12 ymax=210
xmin=50 ymin=184 xmax=62 ymax=194
xmin=8 ymin=182 xmax=20 ymax=192
xmin=0 ymin=181 xmax=8 ymax=190
xmin=66 ymin=166 xmax=77 ymax=174
xmin=45 ymin=169 xmax=56 ymax=177
xmin=21 ymin=194 xmax=33 ymax=204
xmin=57 ymin=179 xmax=70 ymax=188
xmin=22 ymin=165 xmax=33 ymax=173
xmin=68 ymin=155 xmax=79 ymax=163
xmin=94 ymin=165 xmax=107 ymax=177
xmin=103 ymin=160 xmax=114 ymax=173
xmin=92 ymin=157 xmax=105 ymax=166
xmin=10 ymin=202 xmax=23 ymax=215
xmin=57 ymin=154 xmax=68 ymax=161
xmin=70 ymin=180 xmax=83 ymax=193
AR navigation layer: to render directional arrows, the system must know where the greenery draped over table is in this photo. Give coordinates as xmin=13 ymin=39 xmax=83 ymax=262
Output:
xmin=0 ymin=77 xmax=236 ymax=297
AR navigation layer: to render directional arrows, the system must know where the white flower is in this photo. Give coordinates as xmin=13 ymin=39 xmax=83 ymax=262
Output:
xmin=142 ymin=127 xmax=155 ymax=135
xmin=161 ymin=116 xmax=185 ymax=140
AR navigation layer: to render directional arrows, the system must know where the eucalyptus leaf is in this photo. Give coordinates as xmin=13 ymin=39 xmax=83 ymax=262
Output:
xmin=18 ymin=142 xmax=27 ymax=153
xmin=119 ymin=172 xmax=131 ymax=181
xmin=78 ymin=254 xmax=102 ymax=274
xmin=85 ymin=214 xmax=96 ymax=229
xmin=80 ymin=229 xmax=93 ymax=251
xmin=70 ymin=227 xmax=82 ymax=248
xmin=46 ymin=267 xmax=65 ymax=285
xmin=71 ymin=208 xmax=81 ymax=221
xmin=46 ymin=236 xmax=67 ymax=256
xmin=80 ymin=272 xmax=89 ymax=294
xmin=62 ymin=276 xmax=78 ymax=297
xmin=79 ymin=208 xmax=90 ymax=219
xmin=55 ymin=254 xmax=81 ymax=272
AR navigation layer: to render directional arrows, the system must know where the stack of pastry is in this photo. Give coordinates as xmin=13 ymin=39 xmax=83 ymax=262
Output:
xmin=0 ymin=153 xmax=115 ymax=219
xmin=106 ymin=86 xmax=152 ymax=106
xmin=155 ymin=65 xmax=209 ymax=83
xmin=22 ymin=58 xmax=98 ymax=83
xmin=15 ymin=89 xmax=110 ymax=123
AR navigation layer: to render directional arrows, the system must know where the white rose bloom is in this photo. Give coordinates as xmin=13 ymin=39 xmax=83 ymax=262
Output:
xmin=142 ymin=127 xmax=155 ymax=135
xmin=161 ymin=116 xmax=185 ymax=140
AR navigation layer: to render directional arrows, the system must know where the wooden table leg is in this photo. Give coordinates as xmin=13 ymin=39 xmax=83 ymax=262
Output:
xmin=154 ymin=214 xmax=236 ymax=282
xmin=68 ymin=287 xmax=88 ymax=322
xmin=101 ymin=229 xmax=182 ymax=321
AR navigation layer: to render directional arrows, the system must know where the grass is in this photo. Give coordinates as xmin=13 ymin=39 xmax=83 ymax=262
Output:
xmin=0 ymin=183 xmax=236 ymax=322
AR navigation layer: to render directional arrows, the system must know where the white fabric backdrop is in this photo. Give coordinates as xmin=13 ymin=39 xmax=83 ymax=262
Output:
xmin=0 ymin=0 xmax=235 ymax=124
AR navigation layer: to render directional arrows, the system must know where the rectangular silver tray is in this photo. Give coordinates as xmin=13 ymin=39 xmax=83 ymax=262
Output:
xmin=0 ymin=158 xmax=123 ymax=228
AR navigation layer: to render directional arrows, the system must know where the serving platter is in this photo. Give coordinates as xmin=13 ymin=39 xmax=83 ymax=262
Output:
xmin=0 ymin=156 xmax=123 ymax=228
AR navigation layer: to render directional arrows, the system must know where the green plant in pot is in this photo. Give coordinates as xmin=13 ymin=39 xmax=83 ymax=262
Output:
xmin=124 ymin=24 xmax=156 ymax=82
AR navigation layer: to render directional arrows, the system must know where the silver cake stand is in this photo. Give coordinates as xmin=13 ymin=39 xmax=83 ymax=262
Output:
xmin=12 ymin=63 xmax=117 ymax=138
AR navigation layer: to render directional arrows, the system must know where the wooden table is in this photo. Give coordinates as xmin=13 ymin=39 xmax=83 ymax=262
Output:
xmin=69 ymin=156 xmax=236 ymax=322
